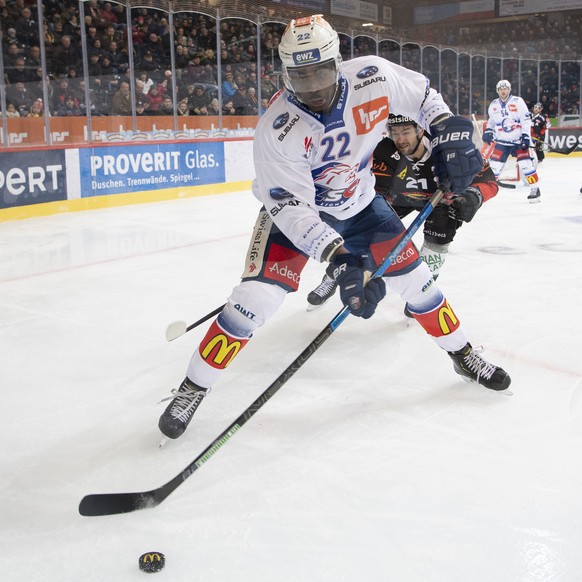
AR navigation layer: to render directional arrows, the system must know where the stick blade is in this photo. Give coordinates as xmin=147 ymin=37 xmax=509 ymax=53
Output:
xmin=79 ymin=490 xmax=160 ymax=516
xmin=165 ymin=321 xmax=187 ymax=342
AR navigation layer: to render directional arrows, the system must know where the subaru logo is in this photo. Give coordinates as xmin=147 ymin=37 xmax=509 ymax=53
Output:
xmin=356 ymin=66 xmax=378 ymax=79
xmin=273 ymin=113 xmax=289 ymax=129
xmin=269 ymin=187 xmax=293 ymax=200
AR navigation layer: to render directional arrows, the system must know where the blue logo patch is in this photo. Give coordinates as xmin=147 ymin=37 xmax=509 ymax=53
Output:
xmin=292 ymin=48 xmax=321 ymax=66
xmin=356 ymin=66 xmax=378 ymax=78
xmin=273 ymin=113 xmax=289 ymax=129
xmin=269 ymin=187 xmax=293 ymax=200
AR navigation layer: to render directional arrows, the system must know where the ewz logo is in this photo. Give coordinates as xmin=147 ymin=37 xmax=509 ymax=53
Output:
xmin=292 ymin=48 xmax=321 ymax=65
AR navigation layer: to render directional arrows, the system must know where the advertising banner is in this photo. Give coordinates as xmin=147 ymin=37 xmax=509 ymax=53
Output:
xmin=500 ymin=0 xmax=582 ymax=16
xmin=79 ymin=141 xmax=225 ymax=197
xmin=414 ymin=0 xmax=494 ymax=25
xmin=0 ymin=150 xmax=67 ymax=209
xmin=331 ymin=0 xmax=378 ymax=21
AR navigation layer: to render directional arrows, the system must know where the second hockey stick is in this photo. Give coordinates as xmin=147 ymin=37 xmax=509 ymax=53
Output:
xmin=79 ymin=185 xmax=448 ymax=517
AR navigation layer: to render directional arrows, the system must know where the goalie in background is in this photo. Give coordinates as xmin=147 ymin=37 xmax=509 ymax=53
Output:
xmin=482 ymin=80 xmax=541 ymax=203
xmin=530 ymin=102 xmax=551 ymax=164
xmin=307 ymin=114 xmax=499 ymax=312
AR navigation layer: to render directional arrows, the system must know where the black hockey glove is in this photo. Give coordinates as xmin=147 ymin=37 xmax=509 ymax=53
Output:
xmin=331 ymin=253 xmax=386 ymax=319
xmin=482 ymin=128 xmax=495 ymax=145
xmin=449 ymin=186 xmax=483 ymax=223
xmin=520 ymin=133 xmax=531 ymax=151
xmin=431 ymin=116 xmax=483 ymax=194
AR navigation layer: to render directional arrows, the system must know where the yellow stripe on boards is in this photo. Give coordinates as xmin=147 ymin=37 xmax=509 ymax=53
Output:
xmin=0 ymin=180 xmax=253 ymax=222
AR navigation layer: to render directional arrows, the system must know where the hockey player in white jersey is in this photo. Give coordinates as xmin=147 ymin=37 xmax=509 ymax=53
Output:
xmin=483 ymin=80 xmax=541 ymax=202
xmin=158 ymin=15 xmax=511 ymax=441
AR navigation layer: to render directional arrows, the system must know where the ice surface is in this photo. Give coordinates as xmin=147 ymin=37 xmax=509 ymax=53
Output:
xmin=1 ymin=157 xmax=581 ymax=581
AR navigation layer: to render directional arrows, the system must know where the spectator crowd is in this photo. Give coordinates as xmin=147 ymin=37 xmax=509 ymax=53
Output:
xmin=1 ymin=1 xmax=580 ymax=119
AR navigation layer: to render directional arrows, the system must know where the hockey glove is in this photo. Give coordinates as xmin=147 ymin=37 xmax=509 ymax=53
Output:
xmin=482 ymin=128 xmax=495 ymax=145
xmin=449 ymin=186 xmax=483 ymax=223
xmin=331 ymin=253 xmax=386 ymax=319
xmin=431 ymin=116 xmax=483 ymax=194
xmin=520 ymin=133 xmax=531 ymax=151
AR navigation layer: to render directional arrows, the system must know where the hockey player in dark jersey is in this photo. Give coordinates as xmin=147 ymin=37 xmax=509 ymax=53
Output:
xmin=307 ymin=114 xmax=498 ymax=309
xmin=530 ymin=103 xmax=551 ymax=163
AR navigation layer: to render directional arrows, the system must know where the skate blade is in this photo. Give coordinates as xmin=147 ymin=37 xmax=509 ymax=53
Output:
xmin=307 ymin=302 xmax=325 ymax=312
xmin=159 ymin=436 xmax=171 ymax=449
xmin=528 ymin=198 xmax=541 ymax=204
xmin=460 ymin=376 xmax=513 ymax=395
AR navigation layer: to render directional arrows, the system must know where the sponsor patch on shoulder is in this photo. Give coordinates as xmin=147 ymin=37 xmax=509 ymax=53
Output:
xmin=269 ymin=187 xmax=293 ymax=200
xmin=356 ymin=66 xmax=378 ymax=78
xmin=273 ymin=112 xmax=290 ymax=129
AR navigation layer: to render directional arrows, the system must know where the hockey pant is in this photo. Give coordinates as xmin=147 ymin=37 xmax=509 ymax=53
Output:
xmin=489 ymin=143 xmax=539 ymax=187
xmin=187 ymin=202 xmax=468 ymax=388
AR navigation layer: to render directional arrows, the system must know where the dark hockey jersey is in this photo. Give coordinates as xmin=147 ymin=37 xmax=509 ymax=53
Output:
xmin=531 ymin=113 xmax=550 ymax=140
xmin=372 ymin=135 xmax=498 ymax=210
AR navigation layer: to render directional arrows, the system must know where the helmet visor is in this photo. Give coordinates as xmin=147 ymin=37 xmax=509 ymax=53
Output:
xmin=285 ymin=59 xmax=338 ymax=95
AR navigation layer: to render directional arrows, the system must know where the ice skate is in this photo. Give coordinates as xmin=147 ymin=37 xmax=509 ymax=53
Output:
xmin=307 ymin=273 xmax=338 ymax=310
xmin=448 ymin=343 xmax=511 ymax=391
xmin=158 ymin=377 xmax=208 ymax=440
xmin=527 ymin=187 xmax=541 ymax=203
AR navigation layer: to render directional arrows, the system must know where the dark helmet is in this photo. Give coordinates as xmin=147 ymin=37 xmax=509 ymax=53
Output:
xmin=387 ymin=114 xmax=418 ymax=128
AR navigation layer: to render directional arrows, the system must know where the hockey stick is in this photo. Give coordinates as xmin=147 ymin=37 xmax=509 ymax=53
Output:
xmin=78 ymin=185 xmax=448 ymax=517
xmin=165 ymin=304 xmax=226 ymax=342
xmin=498 ymin=180 xmax=518 ymax=189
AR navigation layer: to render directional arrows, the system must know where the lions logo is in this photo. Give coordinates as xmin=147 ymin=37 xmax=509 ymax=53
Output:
xmin=312 ymin=163 xmax=360 ymax=208
xmin=501 ymin=117 xmax=518 ymax=133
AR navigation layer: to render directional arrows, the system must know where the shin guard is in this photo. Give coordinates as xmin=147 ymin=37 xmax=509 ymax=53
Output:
xmin=187 ymin=318 xmax=250 ymax=387
xmin=409 ymin=297 xmax=468 ymax=352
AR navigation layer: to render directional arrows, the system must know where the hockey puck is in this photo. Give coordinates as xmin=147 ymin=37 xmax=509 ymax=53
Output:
xmin=138 ymin=552 xmax=165 ymax=573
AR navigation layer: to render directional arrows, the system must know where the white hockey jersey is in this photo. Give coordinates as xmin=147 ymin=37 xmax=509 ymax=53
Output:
xmin=486 ymin=95 xmax=532 ymax=147
xmin=252 ymin=56 xmax=452 ymax=262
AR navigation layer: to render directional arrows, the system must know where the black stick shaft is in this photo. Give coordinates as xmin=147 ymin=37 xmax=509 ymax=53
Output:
xmin=79 ymin=187 xmax=447 ymax=517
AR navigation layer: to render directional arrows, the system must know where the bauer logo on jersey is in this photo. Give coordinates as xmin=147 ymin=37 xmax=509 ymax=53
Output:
xmin=313 ymin=162 xmax=360 ymax=207
xmin=273 ymin=112 xmax=289 ymax=129
xmin=352 ymin=97 xmax=389 ymax=134
xmin=356 ymin=66 xmax=378 ymax=79
xmin=292 ymin=48 xmax=321 ymax=65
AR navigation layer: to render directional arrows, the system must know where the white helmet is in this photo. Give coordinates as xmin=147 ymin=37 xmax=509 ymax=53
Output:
xmin=278 ymin=15 xmax=342 ymax=111
xmin=496 ymin=79 xmax=511 ymax=91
